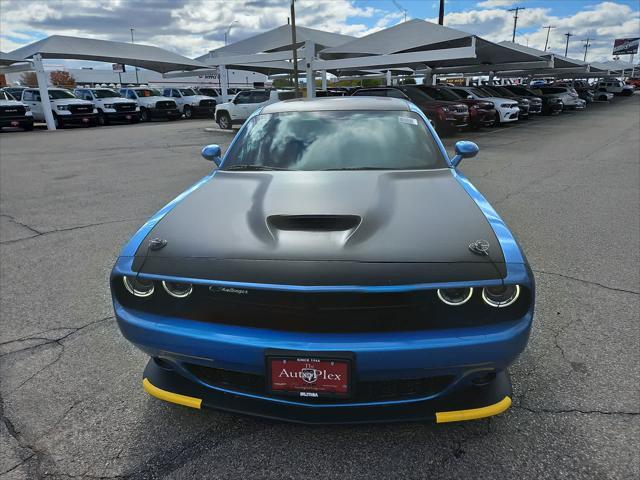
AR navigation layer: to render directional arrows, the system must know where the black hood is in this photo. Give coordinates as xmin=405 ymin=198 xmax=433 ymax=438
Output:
xmin=133 ymin=170 xmax=506 ymax=285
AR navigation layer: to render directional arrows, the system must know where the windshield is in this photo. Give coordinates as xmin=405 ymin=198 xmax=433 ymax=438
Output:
xmin=470 ymin=87 xmax=493 ymax=98
xmin=222 ymin=111 xmax=446 ymax=171
xmin=400 ymin=87 xmax=434 ymax=103
xmin=48 ymin=90 xmax=76 ymax=99
xmin=484 ymin=86 xmax=512 ymax=97
xmin=179 ymin=88 xmax=197 ymax=96
xmin=0 ymin=91 xmax=12 ymax=100
xmin=92 ymin=89 xmax=121 ymax=98
xmin=135 ymin=89 xmax=161 ymax=97
xmin=198 ymin=88 xmax=218 ymax=96
xmin=421 ymin=87 xmax=461 ymax=101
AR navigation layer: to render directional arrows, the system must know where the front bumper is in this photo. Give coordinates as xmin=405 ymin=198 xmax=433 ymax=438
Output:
xmin=0 ymin=116 xmax=34 ymax=128
xmin=105 ymin=110 xmax=140 ymax=122
xmin=150 ymin=108 xmax=181 ymax=119
xmin=470 ymin=108 xmax=496 ymax=127
xmin=57 ymin=112 xmax=97 ymax=124
xmin=142 ymin=358 xmax=512 ymax=424
xmin=191 ymin=105 xmax=216 ymax=116
xmin=498 ymin=107 xmax=519 ymax=123
xmin=114 ymin=296 xmax=532 ymax=423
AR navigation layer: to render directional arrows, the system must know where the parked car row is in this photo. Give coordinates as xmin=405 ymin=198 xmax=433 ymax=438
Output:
xmin=0 ymin=85 xmax=221 ymax=130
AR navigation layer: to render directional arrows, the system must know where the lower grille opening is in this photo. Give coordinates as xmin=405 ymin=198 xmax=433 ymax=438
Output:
xmin=186 ymin=363 xmax=454 ymax=403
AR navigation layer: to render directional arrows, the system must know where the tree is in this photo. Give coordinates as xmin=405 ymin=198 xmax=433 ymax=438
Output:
xmin=19 ymin=71 xmax=38 ymax=86
xmin=399 ymin=77 xmax=416 ymax=85
xmin=273 ymin=78 xmax=293 ymax=88
xmin=49 ymin=70 xmax=76 ymax=88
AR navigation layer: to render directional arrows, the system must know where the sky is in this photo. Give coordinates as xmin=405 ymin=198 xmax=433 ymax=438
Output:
xmin=1 ymin=0 xmax=639 ymax=67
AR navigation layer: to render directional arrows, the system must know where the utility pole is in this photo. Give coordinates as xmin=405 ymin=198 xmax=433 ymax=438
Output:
xmin=582 ymin=37 xmax=592 ymax=62
xmin=508 ymin=7 xmax=525 ymax=43
xmin=564 ymin=32 xmax=574 ymax=57
xmin=130 ymin=28 xmax=139 ymax=84
xmin=438 ymin=0 xmax=445 ymax=25
xmin=542 ymin=25 xmax=555 ymax=51
xmin=290 ymin=0 xmax=300 ymax=98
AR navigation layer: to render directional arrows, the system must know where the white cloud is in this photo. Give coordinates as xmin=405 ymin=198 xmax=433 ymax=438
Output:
xmin=477 ymin=0 xmax=517 ymax=8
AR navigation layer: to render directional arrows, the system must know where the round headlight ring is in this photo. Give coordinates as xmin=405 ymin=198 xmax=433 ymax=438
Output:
xmin=437 ymin=287 xmax=474 ymax=306
xmin=123 ymin=276 xmax=154 ymax=297
xmin=482 ymin=285 xmax=520 ymax=308
xmin=162 ymin=281 xmax=193 ymax=298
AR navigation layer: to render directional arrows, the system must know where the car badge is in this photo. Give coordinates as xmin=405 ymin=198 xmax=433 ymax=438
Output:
xmin=209 ymin=286 xmax=249 ymax=295
xmin=469 ymin=239 xmax=490 ymax=256
xmin=300 ymin=368 xmax=319 ymax=384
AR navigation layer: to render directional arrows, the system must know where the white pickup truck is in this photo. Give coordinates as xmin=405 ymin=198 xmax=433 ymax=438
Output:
xmin=0 ymin=89 xmax=34 ymax=131
xmin=119 ymin=87 xmax=181 ymax=122
xmin=162 ymin=87 xmax=216 ymax=118
xmin=215 ymin=89 xmax=295 ymax=129
xmin=595 ymin=80 xmax=634 ymax=96
xmin=74 ymin=87 xmax=139 ymax=125
xmin=21 ymin=88 xmax=97 ymax=128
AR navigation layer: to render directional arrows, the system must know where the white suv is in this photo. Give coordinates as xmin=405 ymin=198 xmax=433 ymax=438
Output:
xmin=74 ymin=88 xmax=140 ymax=125
xmin=215 ymin=89 xmax=296 ymax=129
xmin=448 ymin=86 xmax=520 ymax=124
xmin=0 ymin=89 xmax=34 ymax=131
xmin=21 ymin=88 xmax=97 ymax=128
xmin=119 ymin=87 xmax=181 ymax=122
xmin=596 ymin=80 xmax=634 ymax=96
xmin=162 ymin=87 xmax=216 ymax=119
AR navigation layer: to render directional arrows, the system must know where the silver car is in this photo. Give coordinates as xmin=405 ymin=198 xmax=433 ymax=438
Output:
xmin=537 ymin=86 xmax=586 ymax=110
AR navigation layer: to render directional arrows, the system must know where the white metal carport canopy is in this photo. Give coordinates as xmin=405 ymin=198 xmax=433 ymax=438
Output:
xmin=5 ymin=35 xmax=209 ymax=130
xmin=317 ymin=20 xmax=551 ymax=77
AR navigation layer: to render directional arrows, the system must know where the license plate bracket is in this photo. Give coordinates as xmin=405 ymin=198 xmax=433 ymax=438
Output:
xmin=266 ymin=350 xmax=354 ymax=400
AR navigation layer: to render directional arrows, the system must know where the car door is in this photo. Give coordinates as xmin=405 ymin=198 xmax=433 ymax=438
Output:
xmin=231 ymin=91 xmax=252 ymax=120
xmin=171 ymin=89 xmax=185 ymax=110
xmin=248 ymin=90 xmax=270 ymax=114
xmin=23 ymin=90 xmax=43 ymax=120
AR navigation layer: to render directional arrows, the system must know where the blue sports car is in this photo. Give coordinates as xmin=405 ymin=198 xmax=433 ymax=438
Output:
xmin=111 ymin=96 xmax=534 ymax=424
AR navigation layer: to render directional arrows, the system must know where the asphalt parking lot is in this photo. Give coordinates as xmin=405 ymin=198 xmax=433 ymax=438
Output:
xmin=1 ymin=96 xmax=639 ymax=479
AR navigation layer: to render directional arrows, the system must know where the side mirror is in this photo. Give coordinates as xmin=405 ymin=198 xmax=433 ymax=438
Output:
xmin=450 ymin=141 xmax=479 ymax=168
xmin=201 ymin=144 xmax=222 ymax=166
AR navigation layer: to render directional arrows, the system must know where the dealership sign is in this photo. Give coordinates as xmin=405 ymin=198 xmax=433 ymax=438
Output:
xmin=612 ymin=38 xmax=639 ymax=55
xmin=112 ymin=63 xmax=126 ymax=73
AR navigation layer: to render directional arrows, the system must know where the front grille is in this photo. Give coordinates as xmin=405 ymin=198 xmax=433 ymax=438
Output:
xmin=199 ymin=99 xmax=215 ymax=107
xmin=115 ymin=103 xmax=136 ymax=112
xmin=156 ymin=101 xmax=176 ymax=110
xmin=0 ymin=105 xmax=26 ymax=117
xmin=186 ymin=363 xmax=454 ymax=403
xmin=68 ymin=105 xmax=93 ymax=114
xmin=114 ymin=280 xmax=530 ymax=333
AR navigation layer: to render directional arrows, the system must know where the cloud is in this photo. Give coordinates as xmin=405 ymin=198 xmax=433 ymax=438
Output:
xmin=477 ymin=0 xmax=517 ymax=8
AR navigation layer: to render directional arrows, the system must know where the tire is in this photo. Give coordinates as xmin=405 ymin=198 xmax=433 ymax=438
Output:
xmin=623 ymin=90 xmax=632 ymax=97
xmin=494 ymin=111 xmax=501 ymax=125
xmin=140 ymin=108 xmax=149 ymax=122
xmin=53 ymin=115 xmax=64 ymax=129
xmin=184 ymin=106 xmax=192 ymax=119
xmin=217 ymin=111 xmax=232 ymax=129
xmin=97 ymin=110 xmax=108 ymax=126
xmin=23 ymin=122 xmax=34 ymax=131
xmin=130 ymin=116 xmax=140 ymax=124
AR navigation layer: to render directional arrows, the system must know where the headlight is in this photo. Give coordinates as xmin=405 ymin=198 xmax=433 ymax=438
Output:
xmin=437 ymin=287 xmax=473 ymax=306
xmin=500 ymin=103 xmax=512 ymax=108
xmin=440 ymin=106 xmax=450 ymax=112
xmin=92 ymin=108 xmax=98 ymax=113
xmin=123 ymin=276 xmax=154 ymax=297
xmin=56 ymin=105 xmax=69 ymax=111
xmin=191 ymin=101 xmax=200 ymax=106
xmin=482 ymin=285 xmax=520 ymax=308
xmin=162 ymin=281 xmax=193 ymax=298
xmin=104 ymin=103 xmax=114 ymax=109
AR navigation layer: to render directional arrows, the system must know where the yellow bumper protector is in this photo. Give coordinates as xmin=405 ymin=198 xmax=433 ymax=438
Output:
xmin=143 ymin=378 xmax=202 ymax=409
xmin=436 ymin=396 xmax=512 ymax=423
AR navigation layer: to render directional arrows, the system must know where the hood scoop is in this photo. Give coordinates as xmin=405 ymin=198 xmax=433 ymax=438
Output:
xmin=268 ymin=215 xmax=361 ymax=232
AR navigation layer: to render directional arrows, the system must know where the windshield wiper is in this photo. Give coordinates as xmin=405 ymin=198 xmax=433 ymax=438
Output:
xmin=223 ymin=165 xmax=290 ymax=171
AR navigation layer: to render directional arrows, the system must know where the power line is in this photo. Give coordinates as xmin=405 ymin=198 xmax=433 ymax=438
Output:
xmin=542 ymin=25 xmax=555 ymax=51
xmin=391 ymin=0 xmax=407 ymax=22
xmin=508 ymin=6 xmax=526 ymax=43
xmin=564 ymin=32 xmax=574 ymax=57
xmin=582 ymin=37 xmax=593 ymax=62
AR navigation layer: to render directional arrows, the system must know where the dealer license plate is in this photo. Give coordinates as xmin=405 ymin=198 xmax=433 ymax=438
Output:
xmin=11 ymin=121 xmax=19 ymax=126
xmin=268 ymin=356 xmax=350 ymax=399
xmin=126 ymin=115 xmax=132 ymax=120
xmin=82 ymin=117 xmax=89 ymax=123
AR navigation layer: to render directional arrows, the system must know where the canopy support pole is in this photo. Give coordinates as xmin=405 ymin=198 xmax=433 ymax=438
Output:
xmin=219 ymin=65 xmax=229 ymax=102
xmin=305 ymin=40 xmax=315 ymax=98
xmin=33 ymin=54 xmax=55 ymax=131
xmin=386 ymin=70 xmax=392 ymax=86
xmin=321 ymin=70 xmax=327 ymax=91
xmin=424 ymin=68 xmax=434 ymax=85
xmin=488 ymin=71 xmax=495 ymax=85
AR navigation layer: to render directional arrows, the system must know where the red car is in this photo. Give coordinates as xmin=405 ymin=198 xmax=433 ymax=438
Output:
xmin=626 ymin=78 xmax=640 ymax=88
xmin=352 ymin=86 xmax=469 ymax=135
xmin=418 ymin=85 xmax=497 ymax=128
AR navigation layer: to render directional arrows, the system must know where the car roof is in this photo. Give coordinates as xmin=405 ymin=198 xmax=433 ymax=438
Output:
xmin=261 ymin=96 xmax=410 ymax=114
